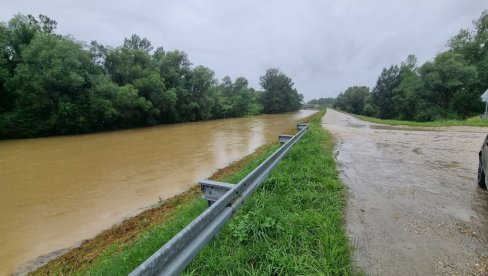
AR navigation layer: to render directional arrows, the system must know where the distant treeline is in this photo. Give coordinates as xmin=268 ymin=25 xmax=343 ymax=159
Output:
xmin=0 ymin=14 xmax=303 ymax=139
xmin=329 ymin=10 xmax=488 ymax=121
xmin=303 ymin=97 xmax=335 ymax=109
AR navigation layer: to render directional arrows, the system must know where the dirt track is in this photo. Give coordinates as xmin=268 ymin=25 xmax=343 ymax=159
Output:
xmin=323 ymin=109 xmax=488 ymax=275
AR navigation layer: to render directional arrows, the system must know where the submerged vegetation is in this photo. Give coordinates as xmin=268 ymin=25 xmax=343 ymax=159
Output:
xmin=320 ymin=10 xmax=488 ymax=123
xmin=33 ymin=111 xmax=352 ymax=275
xmin=0 ymin=14 xmax=303 ymax=139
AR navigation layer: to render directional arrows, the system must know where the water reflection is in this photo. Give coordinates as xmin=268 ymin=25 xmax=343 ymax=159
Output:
xmin=0 ymin=110 xmax=314 ymax=274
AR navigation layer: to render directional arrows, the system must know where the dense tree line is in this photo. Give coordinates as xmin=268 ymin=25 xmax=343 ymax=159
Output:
xmin=334 ymin=86 xmax=370 ymax=115
xmin=303 ymin=97 xmax=335 ymax=109
xmin=333 ymin=10 xmax=488 ymax=121
xmin=0 ymin=14 xmax=303 ymax=139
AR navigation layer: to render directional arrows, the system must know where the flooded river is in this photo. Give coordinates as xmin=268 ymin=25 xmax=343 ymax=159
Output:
xmin=323 ymin=109 xmax=488 ymax=275
xmin=0 ymin=110 xmax=314 ymax=275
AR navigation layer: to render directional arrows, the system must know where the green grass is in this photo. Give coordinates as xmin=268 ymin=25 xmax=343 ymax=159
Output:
xmin=81 ymin=201 xmax=208 ymax=275
xmin=353 ymin=113 xmax=488 ymax=127
xmin=78 ymin=145 xmax=279 ymax=275
xmin=75 ymin=111 xmax=352 ymax=275
xmin=185 ymin=114 xmax=351 ymax=275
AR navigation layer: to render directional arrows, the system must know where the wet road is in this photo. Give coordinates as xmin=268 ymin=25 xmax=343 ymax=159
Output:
xmin=323 ymin=109 xmax=488 ymax=275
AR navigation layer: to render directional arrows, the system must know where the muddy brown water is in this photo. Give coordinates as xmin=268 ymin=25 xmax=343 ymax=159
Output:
xmin=323 ymin=109 xmax=488 ymax=275
xmin=0 ymin=110 xmax=314 ymax=275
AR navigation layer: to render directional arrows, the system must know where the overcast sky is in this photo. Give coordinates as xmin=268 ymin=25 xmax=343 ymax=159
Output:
xmin=1 ymin=0 xmax=487 ymax=101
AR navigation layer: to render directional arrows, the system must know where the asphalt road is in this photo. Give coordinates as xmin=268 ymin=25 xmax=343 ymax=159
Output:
xmin=323 ymin=109 xmax=488 ymax=275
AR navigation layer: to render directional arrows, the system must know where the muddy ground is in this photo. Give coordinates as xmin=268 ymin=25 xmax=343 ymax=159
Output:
xmin=323 ymin=109 xmax=488 ymax=275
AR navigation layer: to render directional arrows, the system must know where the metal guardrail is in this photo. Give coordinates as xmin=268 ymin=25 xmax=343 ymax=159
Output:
xmin=130 ymin=123 xmax=309 ymax=276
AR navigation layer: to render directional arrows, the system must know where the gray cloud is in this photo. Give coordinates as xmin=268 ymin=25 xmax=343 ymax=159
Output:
xmin=1 ymin=0 xmax=487 ymax=100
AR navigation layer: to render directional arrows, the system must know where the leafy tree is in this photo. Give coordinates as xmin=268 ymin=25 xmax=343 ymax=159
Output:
xmin=247 ymin=89 xmax=264 ymax=115
xmin=306 ymin=97 xmax=335 ymax=108
xmin=154 ymin=50 xmax=193 ymax=122
xmin=104 ymin=35 xmax=173 ymax=124
xmin=391 ymin=55 xmax=423 ymax=120
xmin=0 ymin=14 xmax=279 ymax=139
xmin=363 ymin=94 xmax=377 ymax=116
xmin=419 ymin=52 xmax=479 ymax=119
xmin=188 ymin=65 xmax=216 ymax=120
xmin=0 ymin=14 xmax=57 ymax=117
xmin=155 ymin=50 xmax=191 ymax=89
xmin=123 ymin=34 xmax=153 ymax=52
xmin=8 ymin=33 xmax=100 ymax=136
xmin=218 ymin=76 xmax=233 ymax=117
xmin=334 ymin=86 xmax=370 ymax=114
xmin=89 ymin=40 xmax=109 ymax=68
xmin=231 ymin=77 xmax=255 ymax=116
xmin=260 ymin=68 xmax=302 ymax=113
xmin=327 ymin=10 xmax=488 ymax=122
xmin=3 ymin=14 xmax=56 ymax=70
xmin=0 ymin=24 xmax=12 ymax=113
xmin=448 ymin=11 xmax=488 ymax=107
xmin=105 ymin=44 xmax=154 ymax=86
xmin=370 ymin=65 xmax=401 ymax=118
xmin=392 ymin=69 xmax=424 ymax=120
xmin=216 ymin=76 xmax=263 ymax=118
xmin=87 ymin=76 xmax=155 ymax=129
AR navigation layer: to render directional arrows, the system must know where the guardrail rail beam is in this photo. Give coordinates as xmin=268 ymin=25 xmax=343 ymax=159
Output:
xmin=130 ymin=124 xmax=309 ymax=276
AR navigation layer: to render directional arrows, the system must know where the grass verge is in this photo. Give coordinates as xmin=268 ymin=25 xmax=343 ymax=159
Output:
xmin=184 ymin=112 xmax=351 ymax=275
xmin=33 ymin=110 xmax=351 ymax=275
xmin=352 ymin=113 xmax=488 ymax=127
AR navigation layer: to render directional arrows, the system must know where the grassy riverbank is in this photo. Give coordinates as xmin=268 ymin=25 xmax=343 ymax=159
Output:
xmin=353 ymin=113 xmax=488 ymax=127
xmin=33 ymin=111 xmax=351 ymax=275
xmin=185 ymin=111 xmax=351 ymax=274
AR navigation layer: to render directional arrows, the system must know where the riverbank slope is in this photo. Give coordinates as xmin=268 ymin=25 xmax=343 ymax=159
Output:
xmin=31 ymin=110 xmax=352 ymax=275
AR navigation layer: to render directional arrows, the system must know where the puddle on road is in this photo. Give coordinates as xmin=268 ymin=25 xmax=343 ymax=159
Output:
xmin=347 ymin=124 xmax=367 ymax=128
xmin=369 ymin=124 xmax=441 ymax=132
xmin=323 ymin=109 xmax=488 ymax=275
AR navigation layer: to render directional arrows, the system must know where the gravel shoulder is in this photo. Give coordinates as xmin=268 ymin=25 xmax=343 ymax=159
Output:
xmin=323 ymin=109 xmax=488 ymax=275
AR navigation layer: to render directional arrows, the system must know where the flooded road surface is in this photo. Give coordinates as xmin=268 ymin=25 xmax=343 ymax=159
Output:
xmin=0 ymin=110 xmax=314 ymax=275
xmin=323 ymin=109 xmax=488 ymax=275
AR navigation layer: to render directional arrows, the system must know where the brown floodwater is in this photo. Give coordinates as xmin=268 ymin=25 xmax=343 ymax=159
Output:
xmin=0 ymin=110 xmax=314 ymax=275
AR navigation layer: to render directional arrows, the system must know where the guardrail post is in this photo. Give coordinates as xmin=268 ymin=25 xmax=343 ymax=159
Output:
xmin=130 ymin=123 xmax=309 ymax=276
xmin=200 ymin=180 xmax=234 ymax=206
xmin=279 ymin=135 xmax=293 ymax=146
